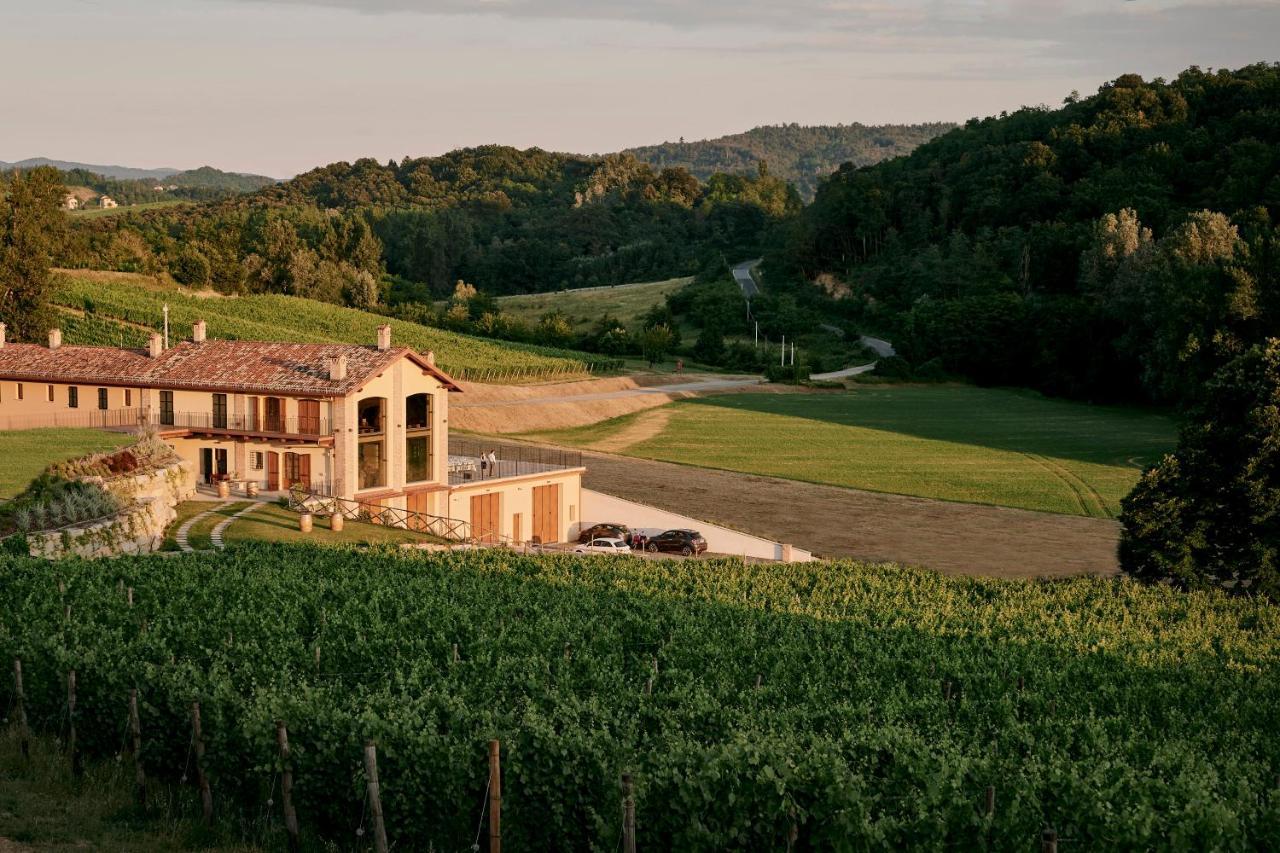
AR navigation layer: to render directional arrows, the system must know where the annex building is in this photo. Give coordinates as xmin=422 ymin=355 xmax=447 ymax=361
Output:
xmin=0 ymin=321 xmax=584 ymax=544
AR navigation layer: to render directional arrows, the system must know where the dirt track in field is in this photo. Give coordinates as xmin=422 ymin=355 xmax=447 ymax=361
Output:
xmin=573 ymin=448 xmax=1121 ymax=579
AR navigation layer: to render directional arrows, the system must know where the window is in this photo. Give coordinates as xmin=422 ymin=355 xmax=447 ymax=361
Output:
xmin=68 ymin=387 xmax=78 ymax=408
xmin=97 ymin=388 xmax=108 ymax=410
xmin=124 ymin=389 xmax=132 ymax=407
xmin=358 ymin=397 xmax=385 ymax=435
xmin=406 ymin=393 xmax=431 ymax=431
xmin=16 ymin=383 xmax=23 ymax=401
xmin=159 ymin=391 xmax=174 ymax=426
xmin=212 ymin=393 xmax=228 ymax=429
xmin=358 ymin=440 xmax=386 ymax=490
xmin=250 ymin=452 xmax=264 ymax=471
xmin=406 ymin=436 xmax=431 ymax=482
xmin=264 ymin=396 xmax=283 ymax=432
xmin=47 ymin=384 xmax=54 ymax=402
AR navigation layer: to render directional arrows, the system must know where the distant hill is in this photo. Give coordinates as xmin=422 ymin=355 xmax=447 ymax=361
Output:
xmin=0 ymin=158 xmax=277 ymax=187
xmin=624 ymin=123 xmax=955 ymax=200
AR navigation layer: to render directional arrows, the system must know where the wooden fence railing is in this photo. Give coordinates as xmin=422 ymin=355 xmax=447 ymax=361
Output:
xmin=287 ymin=487 xmax=472 ymax=542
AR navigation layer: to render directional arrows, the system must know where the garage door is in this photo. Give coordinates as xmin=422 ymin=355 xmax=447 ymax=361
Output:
xmin=470 ymin=493 xmax=500 ymax=544
xmin=532 ymin=484 xmax=560 ymax=545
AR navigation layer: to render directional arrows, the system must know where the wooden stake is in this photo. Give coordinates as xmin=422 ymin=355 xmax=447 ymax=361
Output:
xmin=13 ymin=658 xmax=28 ymax=760
xmin=127 ymin=586 xmax=134 ymax=607
xmin=621 ymin=773 xmax=636 ymax=853
xmin=754 ymin=673 xmax=762 ymax=690
xmin=67 ymin=670 xmax=80 ymax=776
xmin=313 ymin=644 xmax=321 ymax=671
xmin=488 ymin=739 xmax=502 ymax=853
xmin=362 ymin=740 xmax=389 ymax=853
xmin=452 ymin=643 xmax=459 ymax=664
xmin=943 ymin=681 xmax=953 ymax=702
xmin=644 ymin=677 xmax=652 ymax=696
xmin=276 ymin=720 xmax=300 ymax=852
xmin=129 ymin=689 xmax=146 ymax=807
xmin=984 ymin=785 xmax=995 ymax=817
xmin=1041 ymin=828 xmax=1057 ymax=853
xmin=191 ymin=702 xmax=213 ymax=825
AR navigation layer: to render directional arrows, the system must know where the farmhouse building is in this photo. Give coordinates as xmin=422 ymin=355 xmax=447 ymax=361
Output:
xmin=63 ymin=194 xmax=79 ymax=210
xmin=100 ymin=195 xmax=118 ymax=209
xmin=0 ymin=322 xmax=584 ymax=544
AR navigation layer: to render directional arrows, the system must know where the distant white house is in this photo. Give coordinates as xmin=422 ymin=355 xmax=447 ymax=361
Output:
xmin=153 ymin=185 xmax=165 ymax=192
xmin=62 ymin=194 xmax=79 ymax=210
xmin=100 ymin=196 xmax=118 ymax=209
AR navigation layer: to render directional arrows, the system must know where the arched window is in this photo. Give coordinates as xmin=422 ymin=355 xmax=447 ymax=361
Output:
xmin=406 ymin=393 xmax=432 ymax=482
xmin=357 ymin=396 xmax=386 ymax=489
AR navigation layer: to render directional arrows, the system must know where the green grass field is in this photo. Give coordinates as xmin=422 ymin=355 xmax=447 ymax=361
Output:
xmin=532 ymin=386 xmax=1177 ymax=518
xmin=494 ymin=277 xmax=690 ymax=332
xmin=0 ymin=428 xmax=129 ymax=498
xmin=52 ymin=270 xmax=620 ymax=382
xmin=67 ymin=199 xmax=192 ymax=218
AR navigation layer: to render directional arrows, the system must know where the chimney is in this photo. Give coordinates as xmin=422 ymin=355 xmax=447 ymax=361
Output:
xmin=148 ymin=332 xmax=163 ymax=358
xmin=192 ymin=319 xmax=207 ymax=343
xmin=425 ymin=349 xmax=435 ymax=366
xmin=376 ymin=324 xmax=392 ymax=351
xmin=48 ymin=328 xmax=62 ymax=350
xmin=328 ymin=354 xmax=348 ymax=381
xmin=0 ymin=322 xmax=6 ymax=349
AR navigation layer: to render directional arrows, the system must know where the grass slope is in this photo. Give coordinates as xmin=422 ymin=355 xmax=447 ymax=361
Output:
xmin=532 ymin=386 xmax=1176 ymax=517
xmin=494 ymin=276 xmax=691 ymax=332
xmin=0 ymin=428 xmax=129 ymax=498
xmin=52 ymin=270 xmax=619 ymax=382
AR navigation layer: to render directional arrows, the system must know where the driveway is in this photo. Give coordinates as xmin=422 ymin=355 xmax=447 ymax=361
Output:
xmin=732 ymin=259 xmax=761 ymax=298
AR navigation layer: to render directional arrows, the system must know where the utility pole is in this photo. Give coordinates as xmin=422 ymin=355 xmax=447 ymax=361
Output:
xmin=754 ymin=321 xmax=758 ymax=349
xmin=780 ymin=335 xmax=786 ymax=367
xmin=790 ymin=342 xmax=795 ymax=366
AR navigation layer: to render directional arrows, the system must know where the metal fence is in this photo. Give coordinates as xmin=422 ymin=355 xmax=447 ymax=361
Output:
xmin=448 ymin=437 xmax=583 ymax=485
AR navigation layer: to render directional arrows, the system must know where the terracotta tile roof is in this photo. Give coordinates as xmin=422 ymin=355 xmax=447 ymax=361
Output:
xmin=0 ymin=340 xmax=460 ymax=396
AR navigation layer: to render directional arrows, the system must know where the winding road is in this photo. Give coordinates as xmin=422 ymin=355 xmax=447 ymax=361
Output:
xmin=732 ymin=259 xmax=761 ymax=299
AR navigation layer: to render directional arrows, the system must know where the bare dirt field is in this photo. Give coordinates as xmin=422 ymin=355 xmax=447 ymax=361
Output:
xmin=573 ymin=447 xmax=1121 ymax=579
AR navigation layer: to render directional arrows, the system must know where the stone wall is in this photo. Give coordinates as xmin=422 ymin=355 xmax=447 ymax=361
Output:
xmin=27 ymin=459 xmax=195 ymax=560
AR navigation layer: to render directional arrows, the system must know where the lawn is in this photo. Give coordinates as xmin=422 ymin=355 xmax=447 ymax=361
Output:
xmin=531 ymin=386 xmax=1178 ymax=518
xmin=0 ymin=428 xmax=130 ymax=498
xmin=221 ymin=501 xmax=445 ymax=546
xmin=495 ymin=277 xmax=691 ymax=332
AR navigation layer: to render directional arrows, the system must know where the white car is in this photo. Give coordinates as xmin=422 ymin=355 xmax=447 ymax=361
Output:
xmin=573 ymin=537 xmax=632 ymax=555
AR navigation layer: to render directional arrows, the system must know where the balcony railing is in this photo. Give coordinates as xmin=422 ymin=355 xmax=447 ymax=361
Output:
xmin=0 ymin=408 xmax=145 ymax=432
xmin=149 ymin=410 xmax=331 ymax=438
xmin=448 ymin=437 xmax=583 ymax=485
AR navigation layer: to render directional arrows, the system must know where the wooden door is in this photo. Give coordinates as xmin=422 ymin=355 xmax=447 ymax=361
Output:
xmin=247 ymin=396 xmax=260 ymax=431
xmin=267 ymin=451 xmax=279 ymax=491
xmin=298 ymin=399 xmax=320 ymax=435
xmin=298 ymin=453 xmax=311 ymax=489
xmin=512 ymin=512 xmax=522 ymax=544
xmin=265 ymin=397 xmax=283 ymax=433
xmin=200 ymin=448 xmax=213 ymax=484
xmin=532 ymin=484 xmax=560 ymax=545
xmin=470 ymin=493 xmax=500 ymax=544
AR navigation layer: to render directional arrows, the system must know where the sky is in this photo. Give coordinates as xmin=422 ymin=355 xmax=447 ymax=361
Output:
xmin=1 ymin=0 xmax=1276 ymax=177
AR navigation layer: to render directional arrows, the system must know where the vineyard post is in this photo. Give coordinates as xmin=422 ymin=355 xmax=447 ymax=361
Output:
xmin=621 ymin=773 xmax=636 ymax=853
xmin=1041 ymin=828 xmax=1057 ymax=853
xmin=276 ymin=720 xmax=300 ymax=852
xmin=67 ymin=669 xmax=81 ymax=777
xmin=191 ymin=702 xmax=213 ymax=825
xmin=13 ymin=658 xmax=29 ymax=760
xmin=129 ymin=689 xmax=147 ymax=807
xmin=127 ymin=586 xmax=134 ymax=607
xmin=489 ymin=739 xmax=502 ymax=853
xmin=985 ymin=785 xmax=995 ymax=818
xmin=362 ymin=740 xmax=389 ymax=853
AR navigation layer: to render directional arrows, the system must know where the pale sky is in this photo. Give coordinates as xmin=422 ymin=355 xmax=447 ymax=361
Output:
xmin=2 ymin=0 xmax=1276 ymax=177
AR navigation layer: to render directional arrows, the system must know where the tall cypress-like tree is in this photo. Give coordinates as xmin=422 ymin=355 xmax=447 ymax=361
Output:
xmin=0 ymin=166 xmax=66 ymax=341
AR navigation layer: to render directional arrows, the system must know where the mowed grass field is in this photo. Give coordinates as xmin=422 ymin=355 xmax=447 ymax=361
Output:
xmin=0 ymin=428 xmax=129 ymax=498
xmin=494 ymin=277 xmax=691 ymax=332
xmin=533 ymin=386 xmax=1177 ymax=518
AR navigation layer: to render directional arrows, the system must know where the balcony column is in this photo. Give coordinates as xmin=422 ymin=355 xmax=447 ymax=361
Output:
xmin=389 ymin=365 xmax=405 ymax=496
xmin=331 ymin=395 xmax=357 ymax=499
xmin=435 ymin=386 xmax=448 ymax=484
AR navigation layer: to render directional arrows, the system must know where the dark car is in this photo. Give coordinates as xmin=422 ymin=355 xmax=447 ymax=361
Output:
xmin=645 ymin=529 xmax=707 ymax=557
xmin=578 ymin=522 xmax=630 ymax=544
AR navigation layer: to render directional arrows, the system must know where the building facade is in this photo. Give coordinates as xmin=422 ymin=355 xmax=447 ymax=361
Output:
xmin=0 ymin=321 xmax=584 ymax=544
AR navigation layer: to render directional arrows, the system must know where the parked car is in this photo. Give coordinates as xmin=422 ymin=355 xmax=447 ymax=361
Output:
xmin=574 ymin=537 xmax=633 ymax=556
xmin=645 ymin=529 xmax=707 ymax=556
xmin=577 ymin=522 xmax=630 ymax=544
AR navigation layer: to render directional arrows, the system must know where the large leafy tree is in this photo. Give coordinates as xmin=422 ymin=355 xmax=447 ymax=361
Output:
xmin=0 ymin=166 xmax=66 ymax=341
xmin=1119 ymin=340 xmax=1280 ymax=598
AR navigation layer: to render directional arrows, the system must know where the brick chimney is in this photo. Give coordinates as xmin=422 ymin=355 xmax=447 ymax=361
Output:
xmin=0 ymin=322 xmax=6 ymax=349
xmin=48 ymin=328 xmax=62 ymax=350
xmin=377 ymin=324 xmax=392 ymax=351
xmin=193 ymin=319 xmax=207 ymax=343
xmin=328 ymin=354 xmax=348 ymax=381
xmin=148 ymin=332 xmax=163 ymax=358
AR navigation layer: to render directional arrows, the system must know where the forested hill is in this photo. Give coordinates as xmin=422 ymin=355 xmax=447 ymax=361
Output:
xmin=775 ymin=63 xmax=1280 ymax=404
xmin=2 ymin=164 xmax=277 ymax=205
xmin=58 ymin=146 xmax=799 ymax=299
xmin=624 ymin=123 xmax=954 ymax=200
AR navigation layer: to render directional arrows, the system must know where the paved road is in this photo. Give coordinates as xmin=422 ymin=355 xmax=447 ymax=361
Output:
xmin=452 ymin=376 xmax=764 ymax=408
xmin=732 ymin=259 xmax=761 ymax=299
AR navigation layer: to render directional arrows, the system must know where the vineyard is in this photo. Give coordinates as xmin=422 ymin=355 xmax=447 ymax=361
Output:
xmin=51 ymin=272 xmax=623 ymax=383
xmin=2 ymin=545 xmax=1278 ymax=850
